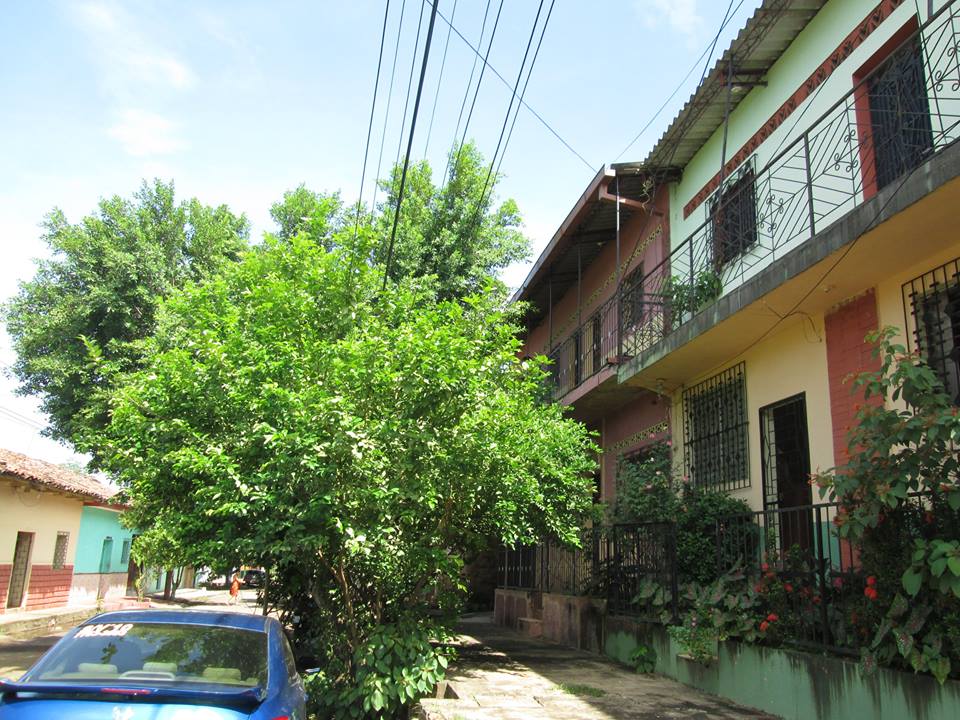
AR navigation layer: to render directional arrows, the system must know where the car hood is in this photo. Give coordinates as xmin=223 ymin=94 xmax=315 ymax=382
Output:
xmin=0 ymin=698 xmax=251 ymax=719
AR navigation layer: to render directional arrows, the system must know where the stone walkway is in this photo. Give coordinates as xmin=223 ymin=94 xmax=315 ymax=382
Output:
xmin=415 ymin=616 xmax=775 ymax=720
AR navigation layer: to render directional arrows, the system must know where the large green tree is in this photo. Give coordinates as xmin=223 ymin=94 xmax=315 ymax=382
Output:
xmin=3 ymin=180 xmax=249 ymax=457
xmin=373 ymin=141 xmax=530 ymax=300
xmin=98 ymin=231 xmax=595 ymax=717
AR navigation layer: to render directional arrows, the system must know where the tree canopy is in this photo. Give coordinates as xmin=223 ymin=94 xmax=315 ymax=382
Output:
xmin=372 ymin=142 xmax=530 ymax=300
xmin=97 ymin=231 xmax=595 ymax=716
xmin=3 ymin=180 xmax=249 ymax=456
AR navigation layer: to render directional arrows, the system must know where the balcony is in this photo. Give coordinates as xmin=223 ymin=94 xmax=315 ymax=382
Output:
xmin=619 ymin=4 xmax=960 ymax=367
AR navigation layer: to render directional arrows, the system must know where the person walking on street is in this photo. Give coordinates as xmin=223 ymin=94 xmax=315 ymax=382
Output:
xmin=228 ymin=572 xmax=241 ymax=605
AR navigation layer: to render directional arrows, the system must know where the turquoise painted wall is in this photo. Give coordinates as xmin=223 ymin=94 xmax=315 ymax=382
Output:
xmin=74 ymin=506 xmax=134 ymax=574
xmin=605 ymin=620 xmax=960 ymax=720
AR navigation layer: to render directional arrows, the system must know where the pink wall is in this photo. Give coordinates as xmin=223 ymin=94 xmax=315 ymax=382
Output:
xmin=521 ymin=183 xmax=671 ymax=358
xmin=600 ymin=394 xmax=670 ymax=501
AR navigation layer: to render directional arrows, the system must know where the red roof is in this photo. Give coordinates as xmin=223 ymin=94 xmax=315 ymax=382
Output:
xmin=0 ymin=447 xmax=117 ymax=502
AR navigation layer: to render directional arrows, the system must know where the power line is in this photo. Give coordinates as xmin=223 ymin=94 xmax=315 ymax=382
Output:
xmin=371 ymin=0 xmax=409 ymax=218
xmin=615 ymin=0 xmax=745 ymax=161
xmin=477 ymin=0 xmax=545 ymax=208
xmin=492 ymin=0 xmax=555 ymax=182
xmin=450 ymin=0 xmax=505 ymax=180
xmin=0 ymin=405 xmax=45 ymax=431
xmin=483 ymin=0 xmax=556 ymax=210
xmin=423 ymin=0 xmax=458 ymax=159
xmin=356 ymin=0 xmax=393 ymax=236
xmin=382 ymin=0 xmax=441 ymax=290
xmin=443 ymin=0 xmax=492 ymax=184
xmin=429 ymin=0 xmax=593 ymax=172
xmin=394 ymin=0 xmax=428 ymax=170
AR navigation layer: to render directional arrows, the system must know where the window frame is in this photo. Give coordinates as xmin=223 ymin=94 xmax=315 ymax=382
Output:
xmin=707 ymin=161 xmax=758 ymax=269
xmin=52 ymin=531 xmax=69 ymax=571
xmin=683 ymin=363 xmax=750 ymax=491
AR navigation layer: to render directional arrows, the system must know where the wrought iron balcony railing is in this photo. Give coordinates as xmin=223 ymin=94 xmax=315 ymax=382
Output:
xmin=546 ymin=293 xmax=618 ymax=399
xmin=620 ymin=3 xmax=960 ymax=359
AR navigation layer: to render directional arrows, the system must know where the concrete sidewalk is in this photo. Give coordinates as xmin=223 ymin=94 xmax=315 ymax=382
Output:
xmin=415 ymin=615 xmax=774 ymax=720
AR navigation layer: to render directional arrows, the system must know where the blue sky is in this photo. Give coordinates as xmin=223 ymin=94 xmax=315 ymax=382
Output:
xmin=0 ymin=0 xmax=760 ymax=466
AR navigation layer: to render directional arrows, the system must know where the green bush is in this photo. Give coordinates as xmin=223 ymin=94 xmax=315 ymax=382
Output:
xmin=614 ymin=441 xmax=752 ymax=585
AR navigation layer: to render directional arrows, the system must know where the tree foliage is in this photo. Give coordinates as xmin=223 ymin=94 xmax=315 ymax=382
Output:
xmin=97 ymin=232 xmax=596 ymax=716
xmin=373 ymin=142 xmax=529 ymax=300
xmin=270 ymin=184 xmax=346 ymax=248
xmin=2 ymin=180 xmax=249 ymax=458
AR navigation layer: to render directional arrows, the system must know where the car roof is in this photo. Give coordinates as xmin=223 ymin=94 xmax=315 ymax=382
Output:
xmin=84 ymin=609 xmax=273 ymax=632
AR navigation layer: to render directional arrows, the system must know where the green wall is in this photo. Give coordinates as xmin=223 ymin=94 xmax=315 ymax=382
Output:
xmin=74 ymin=506 xmax=134 ymax=574
xmin=605 ymin=619 xmax=960 ymax=720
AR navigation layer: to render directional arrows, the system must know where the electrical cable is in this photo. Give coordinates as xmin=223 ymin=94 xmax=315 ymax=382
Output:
xmin=443 ymin=0 xmax=492 ymax=184
xmin=615 ymin=0 xmax=745 ymax=161
xmin=430 ymin=0 xmax=594 ymax=172
xmin=382 ymin=0 xmax=441 ymax=290
xmin=485 ymin=0 xmax=556 ymax=210
xmin=371 ymin=0 xmax=410 ymax=218
xmin=394 ymin=0 xmax=428 ymax=170
xmin=423 ymin=0 xmax=458 ymax=159
xmin=476 ymin=0 xmax=546 ymax=209
xmin=449 ymin=0 xmax=505 ymax=181
xmin=355 ymin=0 xmax=393 ymax=236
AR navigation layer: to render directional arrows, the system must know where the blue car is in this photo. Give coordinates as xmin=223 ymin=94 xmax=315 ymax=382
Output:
xmin=0 ymin=609 xmax=307 ymax=719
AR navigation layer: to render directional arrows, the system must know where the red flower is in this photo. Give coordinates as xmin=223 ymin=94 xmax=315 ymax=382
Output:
xmin=761 ymin=563 xmax=770 ymax=573
xmin=766 ymin=613 xmax=779 ymax=622
xmin=754 ymin=583 xmax=765 ymax=593
xmin=866 ymin=576 xmax=876 ymax=588
xmin=864 ymin=587 xmax=878 ymax=601
xmin=783 ymin=583 xmax=793 ymax=593
xmin=832 ymin=577 xmax=844 ymax=589
xmin=760 ymin=621 xmax=769 ymax=632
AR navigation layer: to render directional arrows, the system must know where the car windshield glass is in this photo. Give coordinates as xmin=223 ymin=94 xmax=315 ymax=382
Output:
xmin=28 ymin=622 xmax=267 ymax=688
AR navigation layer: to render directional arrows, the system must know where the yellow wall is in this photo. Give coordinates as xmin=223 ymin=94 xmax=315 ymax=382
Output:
xmin=0 ymin=477 xmax=84 ymax=566
xmin=670 ymin=316 xmax=832 ymax=512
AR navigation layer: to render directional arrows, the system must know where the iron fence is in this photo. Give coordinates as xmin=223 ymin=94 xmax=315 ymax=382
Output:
xmin=715 ymin=501 xmax=864 ymax=654
xmin=496 ymin=523 xmax=679 ymax=619
xmin=547 ymin=294 xmax=619 ymax=400
xmin=621 ymin=4 xmax=960 ymax=358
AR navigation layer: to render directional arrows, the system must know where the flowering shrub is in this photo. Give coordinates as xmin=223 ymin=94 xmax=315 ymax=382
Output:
xmin=813 ymin=327 xmax=960 ymax=683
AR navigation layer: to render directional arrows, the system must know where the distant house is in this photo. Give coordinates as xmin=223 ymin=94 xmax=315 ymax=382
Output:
xmin=0 ymin=448 xmax=119 ymax=613
xmin=70 ymin=503 xmax=136 ymax=604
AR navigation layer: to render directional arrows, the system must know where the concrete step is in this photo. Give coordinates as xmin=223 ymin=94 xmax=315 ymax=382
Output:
xmin=517 ymin=617 xmax=543 ymax=639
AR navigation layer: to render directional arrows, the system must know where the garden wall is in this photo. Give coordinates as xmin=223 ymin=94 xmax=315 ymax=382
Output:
xmin=605 ymin=616 xmax=960 ymax=720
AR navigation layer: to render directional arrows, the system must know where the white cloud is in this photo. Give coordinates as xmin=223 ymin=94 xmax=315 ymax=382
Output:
xmin=638 ymin=0 xmax=704 ymax=44
xmin=108 ymin=109 xmax=185 ymax=157
xmin=71 ymin=1 xmax=197 ymax=92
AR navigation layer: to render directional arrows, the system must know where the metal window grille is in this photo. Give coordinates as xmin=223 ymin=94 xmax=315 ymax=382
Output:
xmin=52 ymin=531 xmax=69 ymax=570
xmin=683 ymin=363 xmax=750 ymax=491
xmin=868 ymin=33 xmax=934 ymax=192
xmin=708 ymin=162 xmax=758 ymax=267
xmin=902 ymin=256 xmax=960 ymax=404
xmin=619 ymin=265 xmax=645 ymax=332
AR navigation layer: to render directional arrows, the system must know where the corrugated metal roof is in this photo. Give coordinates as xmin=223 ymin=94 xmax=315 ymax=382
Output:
xmin=616 ymin=0 xmax=826 ymax=174
xmin=0 ymin=447 xmax=117 ymax=502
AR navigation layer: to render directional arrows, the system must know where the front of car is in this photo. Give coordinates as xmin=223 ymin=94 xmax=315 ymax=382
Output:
xmin=0 ymin=610 xmax=305 ymax=720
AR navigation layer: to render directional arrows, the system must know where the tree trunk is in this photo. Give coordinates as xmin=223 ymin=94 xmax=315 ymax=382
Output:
xmin=162 ymin=569 xmax=173 ymax=600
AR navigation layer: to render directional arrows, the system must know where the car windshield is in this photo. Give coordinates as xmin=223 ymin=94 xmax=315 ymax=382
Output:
xmin=27 ymin=621 xmax=268 ymax=688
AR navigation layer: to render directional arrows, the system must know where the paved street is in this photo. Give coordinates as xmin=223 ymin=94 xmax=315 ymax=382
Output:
xmin=0 ymin=588 xmax=261 ymax=680
xmin=416 ymin=615 xmax=774 ymax=720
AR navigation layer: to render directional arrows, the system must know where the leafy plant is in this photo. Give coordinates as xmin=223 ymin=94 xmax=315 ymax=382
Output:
xmin=629 ymin=644 xmax=658 ymax=674
xmin=663 ymin=269 xmax=723 ymax=318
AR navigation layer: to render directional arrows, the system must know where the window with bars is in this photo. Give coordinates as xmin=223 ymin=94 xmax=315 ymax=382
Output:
xmin=683 ymin=363 xmax=750 ymax=491
xmin=867 ymin=33 xmax=933 ymax=192
xmin=903 ymin=257 xmax=960 ymax=404
xmin=52 ymin=532 xmax=69 ymax=570
xmin=620 ymin=264 xmax=645 ymax=333
xmin=709 ymin=164 xmax=758 ymax=267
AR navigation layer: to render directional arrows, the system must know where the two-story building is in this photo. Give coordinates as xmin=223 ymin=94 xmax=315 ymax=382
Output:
xmin=518 ymin=0 xmax=960 ymax=519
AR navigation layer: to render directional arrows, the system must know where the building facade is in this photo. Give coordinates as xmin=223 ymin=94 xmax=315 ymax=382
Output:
xmin=69 ymin=504 xmax=136 ymax=604
xmin=0 ymin=448 xmax=117 ymax=613
xmin=516 ymin=0 xmax=960 ymax=517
